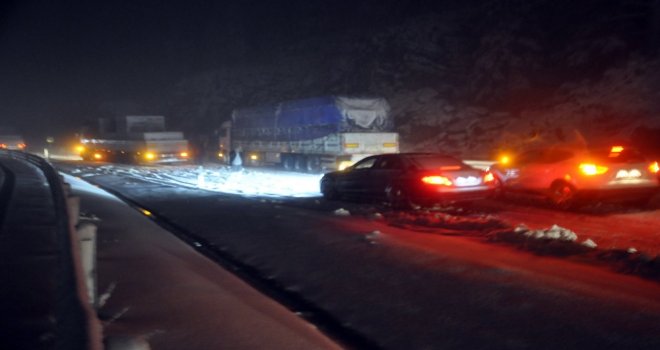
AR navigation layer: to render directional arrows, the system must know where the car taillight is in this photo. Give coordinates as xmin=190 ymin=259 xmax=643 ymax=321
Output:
xmin=18 ymin=143 xmax=26 ymax=149
xmin=579 ymin=163 xmax=608 ymax=176
xmin=93 ymin=152 xmax=103 ymax=160
xmin=484 ymin=172 xmax=495 ymax=183
xmin=421 ymin=175 xmax=453 ymax=186
xmin=650 ymin=161 xmax=659 ymax=174
xmin=0 ymin=143 xmax=6 ymax=149
xmin=180 ymin=151 xmax=189 ymax=158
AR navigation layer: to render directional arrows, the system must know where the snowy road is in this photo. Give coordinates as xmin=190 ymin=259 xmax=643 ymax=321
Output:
xmin=56 ymin=162 xmax=660 ymax=349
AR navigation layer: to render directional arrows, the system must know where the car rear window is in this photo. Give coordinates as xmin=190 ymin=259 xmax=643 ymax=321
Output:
xmin=589 ymin=147 xmax=647 ymax=163
xmin=407 ymin=155 xmax=466 ymax=170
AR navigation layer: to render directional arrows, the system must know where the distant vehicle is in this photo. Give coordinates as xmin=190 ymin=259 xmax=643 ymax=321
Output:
xmin=78 ymin=116 xmax=190 ymax=164
xmin=489 ymin=145 xmax=660 ymax=209
xmin=0 ymin=131 xmax=26 ymax=151
xmin=320 ymin=153 xmax=497 ymax=208
xmin=218 ymin=96 xmax=399 ymax=172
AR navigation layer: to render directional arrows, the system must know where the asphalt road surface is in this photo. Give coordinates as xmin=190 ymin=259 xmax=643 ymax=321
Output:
xmin=57 ymin=163 xmax=660 ymax=350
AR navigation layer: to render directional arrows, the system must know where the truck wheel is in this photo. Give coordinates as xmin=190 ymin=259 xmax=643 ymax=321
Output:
xmin=294 ymin=155 xmax=306 ymax=172
xmin=282 ymin=155 xmax=295 ymax=170
xmin=306 ymin=156 xmax=321 ymax=173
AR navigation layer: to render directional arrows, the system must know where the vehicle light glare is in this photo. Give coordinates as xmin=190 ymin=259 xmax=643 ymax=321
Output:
xmin=0 ymin=144 xmax=6 ymax=149
xmin=579 ymin=163 xmax=608 ymax=176
xmin=422 ymin=175 xmax=453 ymax=186
xmin=180 ymin=151 xmax=189 ymax=158
xmin=650 ymin=161 xmax=659 ymax=173
xmin=218 ymin=152 xmax=224 ymax=158
xmin=611 ymin=145 xmax=624 ymax=153
xmin=338 ymin=161 xmax=353 ymax=171
xmin=484 ymin=172 xmax=495 ymax=183
xmin=499 ymin=155 xmax=511 ymax=165
xmin=75 ymin=145 xmax=85 ymax=153
xmin=93 ymin=152 xmax=103 ymax=160
xmin=250 ymin=154 xmax=259 ymax=161
xmin=18 ymin=143 xmax=26 ymax=149
xmin=144 ymin=152 xmax=156 ymax=160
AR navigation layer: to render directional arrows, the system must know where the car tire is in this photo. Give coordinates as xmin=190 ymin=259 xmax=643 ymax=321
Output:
xmin=321 ymin=178 xmax=339 ymax=200
xmin=548 ymin=181 xmax=576 ymax=210
xmin=386 ymin=185 xmax=419 ymax=210
xmin=491 ymin=176 xmax=505 ymax=199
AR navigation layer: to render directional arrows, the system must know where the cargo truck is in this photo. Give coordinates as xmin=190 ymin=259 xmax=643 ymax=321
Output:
xmin=218 ymin=96 xmax=399 ymax=172
xmin=79 ymin=116 xmax=190 ymax=164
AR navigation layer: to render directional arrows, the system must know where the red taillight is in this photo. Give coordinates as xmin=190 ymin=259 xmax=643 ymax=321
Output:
xmin=0 ymin=143 xmax=6 ymax=149
xmin=484 ymin=172 xmax=495 ymax=183
xmin=650 ymin=161 xmax=659 ymax=174
xmin=579 ymin=163 xmax=608 ymax=176
xmin=18 ymin=143 xmax=26 ymax=149
xmin=422 ymin=175 xmax=453 ymax=186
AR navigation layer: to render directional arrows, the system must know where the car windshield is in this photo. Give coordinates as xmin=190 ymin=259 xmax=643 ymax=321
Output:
xmin=407 ymin=154 xmax=466 ymax=170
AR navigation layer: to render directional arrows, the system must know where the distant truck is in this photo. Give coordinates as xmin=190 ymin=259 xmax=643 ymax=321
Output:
xmin=218 ymin=96 xmax=399 ymax=171
xmin=0 ymin=127 xmax=26 ymax=151
xmin=79 ymin=116 xmax=190 ymax=163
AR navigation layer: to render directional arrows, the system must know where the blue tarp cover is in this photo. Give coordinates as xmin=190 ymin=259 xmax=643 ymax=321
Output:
xmin=232 ymin=96 xmax=392 ymax=141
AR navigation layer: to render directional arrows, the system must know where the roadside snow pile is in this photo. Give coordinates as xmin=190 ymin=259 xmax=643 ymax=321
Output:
xmin=387 ymin=210 xmax=509 ymax=233
xmin=514 ymin=224 xmax=578 ymax=241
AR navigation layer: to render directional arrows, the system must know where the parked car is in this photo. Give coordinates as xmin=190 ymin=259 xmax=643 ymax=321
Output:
xmin=320 ymin=153 xmax=497 ymax=208
xmin=489 ymin=145 xmax=659 ymax=209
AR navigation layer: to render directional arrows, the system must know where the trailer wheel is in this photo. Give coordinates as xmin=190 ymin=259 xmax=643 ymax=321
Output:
xmin=294 ymin=155 xmax=307 ymax=172
xmin=282 ymin=154 xmax=295 ymax=170
xmin=306 ymin=156 xmax=322 ymax=173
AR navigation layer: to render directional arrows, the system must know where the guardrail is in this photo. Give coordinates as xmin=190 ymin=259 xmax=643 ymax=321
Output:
xmin=0 ymin=150 xmax=102 ymax=349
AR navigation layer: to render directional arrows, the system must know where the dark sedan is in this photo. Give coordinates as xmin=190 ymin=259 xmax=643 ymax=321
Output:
xmin=320 ymin=153 xmax=497 ymax=208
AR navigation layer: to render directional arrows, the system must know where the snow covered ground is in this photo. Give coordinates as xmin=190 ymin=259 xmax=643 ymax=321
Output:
xmin=68 ymin=163 xmax=324 ymax=198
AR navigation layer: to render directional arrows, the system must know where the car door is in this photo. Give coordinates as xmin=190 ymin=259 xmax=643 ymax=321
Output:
xmin=507 ymin=150 xmax=545 ymax=191
xmin=369 ymin=155 xmax=406 ymax=198
xmin=516 ymin=149 xmax=570 ymax=191
xmin=336 ymin=156 xmax=378 ymax=196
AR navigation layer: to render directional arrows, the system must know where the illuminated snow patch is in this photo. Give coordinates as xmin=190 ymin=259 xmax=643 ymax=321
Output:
xmin=213 ymin=169 xmax=323 ymax=197
xmin=66 ymin=164 xmax=324 ymax=198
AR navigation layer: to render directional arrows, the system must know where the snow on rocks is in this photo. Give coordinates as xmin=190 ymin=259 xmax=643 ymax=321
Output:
xmin=362 ymin=230 xmax=383 ymax=245
xmin=582 ymin=239 xmax=598 ymax=249
xmin=516 ymin=224 xmax=578 ymax=242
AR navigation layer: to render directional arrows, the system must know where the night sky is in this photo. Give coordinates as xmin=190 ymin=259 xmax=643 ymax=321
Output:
xmin=0 ymin=0 xmax=427 ymax=142
xmin=1 ymin=0 xmax=658 ymax=151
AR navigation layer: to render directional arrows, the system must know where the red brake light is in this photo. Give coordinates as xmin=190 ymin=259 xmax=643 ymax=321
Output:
xmin=650 ymin=161 xmax=659 ymax=174
xmin=484 ymin=172 xmax=495 ymax=183
xmin=422 ymin=175 xmax=453 ymax=186
xmin=18 ymin=143 xmax=26 ymax=149
xmin=0 ymin=143 xmax=6 ymax=149
xmin=579 ymin=163 xmax=608 ymax=176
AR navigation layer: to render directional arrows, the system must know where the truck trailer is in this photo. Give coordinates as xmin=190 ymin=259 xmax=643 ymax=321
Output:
xmin=218 ymin=96 xmax=399 ymax=172
xmin=79 ymin=116 xmax=190 ymax=164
